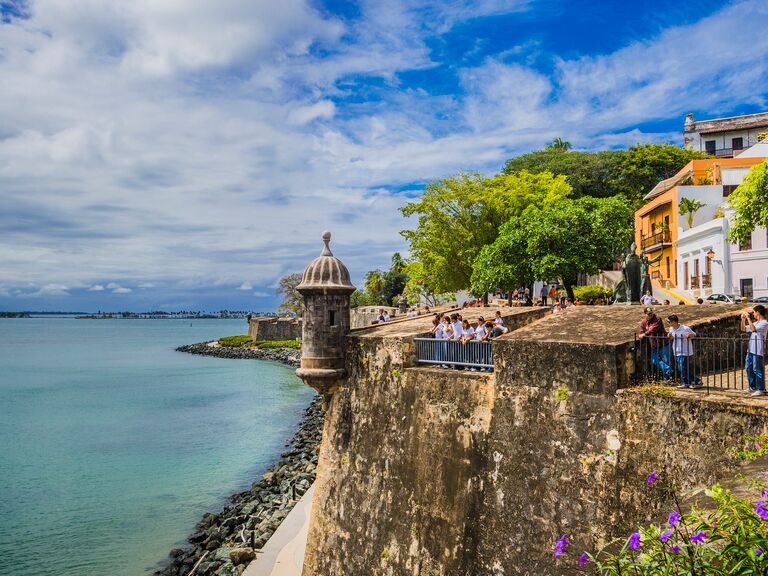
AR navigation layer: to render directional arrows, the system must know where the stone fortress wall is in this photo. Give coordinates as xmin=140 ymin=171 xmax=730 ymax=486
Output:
xmin=301 ymin=305 xmax=768 ymax=575
xmin=247 ymin=317 xmax=302 ymax=341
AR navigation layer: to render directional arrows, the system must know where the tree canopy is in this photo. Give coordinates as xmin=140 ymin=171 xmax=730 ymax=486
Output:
xmin=400 ymin=170 xmax=571 ymax=294
xmin=502 ymin=143 xmax=710 ymax=205
xmin=471 ymin=196 xmax=633 ymax=299
xmin=276 ymin=273 xmax=303 ymax=316
xmin=353 ymin=253 xmax=410 ymax=307
xmin=728 ymin=160 xmax=768 ymax=246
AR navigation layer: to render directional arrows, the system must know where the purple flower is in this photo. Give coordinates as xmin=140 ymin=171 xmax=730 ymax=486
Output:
xmin=554 ymin=535 xmax=570 ymax=559
xmin=579 ymin=552 xmax=591 ymax=568
xmin=647 ymin=472 xmax=658 ymax=486
xmin=757 ymin=500 xmax=768 ymax=521
xmin=690 ymin=531 xmax=707 ymax=545
xmin=757 ymin=547 xmax=764 ymax=556
xmin=762 ymin=488 xmax=768 ymax=499
xmin=629 ymin=532 xmax=641 ymax=550
xmin=668 ymin=545 xmax=681 ymax=555
xmin=659 ymin=530 xmax=673 ymax=543
xmin=669 ymin=512 xmax=681 ymax=527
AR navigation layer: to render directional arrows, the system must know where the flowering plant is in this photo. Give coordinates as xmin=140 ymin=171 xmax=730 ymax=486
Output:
xmin=556 ymin=472 xmax=768 ymax=574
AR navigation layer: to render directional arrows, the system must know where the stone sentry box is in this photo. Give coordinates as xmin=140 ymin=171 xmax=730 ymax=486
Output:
xmin=295 ymin=231 xmax=356 ymax=403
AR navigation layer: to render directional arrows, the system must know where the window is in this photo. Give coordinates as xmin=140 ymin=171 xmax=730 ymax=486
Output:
xmin=740 ymin=234 xmax=752 ymax=251
xmin=705 ymin=140 xmax=717 ymax=154
xmin=694 ymin=258 xmax=700 ymax=277
xmin=732 ymin=137 xmax=744 ymax=150
xmin=740 ymin=279 xmax=754 ymax=299
xmin=666 ymin=256 xmax=670 ymax=278
xmin=723 ymin=184 xmax=738 ymax=197
xmin=328 ymin=309 xmax=337 ymax=327
xmin=684 ymin=262 xmax=689 ymax=290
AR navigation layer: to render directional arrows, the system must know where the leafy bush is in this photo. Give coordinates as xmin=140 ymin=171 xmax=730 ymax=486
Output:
xmin=218 ymin=335 xmax=253 ymax=347
xmin=253 ymin=340 xmax=302 ymax=350
xmin=573 ymin=285 xmax=613 ymax=301
xmin=555 ymin=467 xmax=768 ymax=574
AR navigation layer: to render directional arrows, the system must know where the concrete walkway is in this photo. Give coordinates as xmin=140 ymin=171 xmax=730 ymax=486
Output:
xmin=243 ymin=485 xmax=314 ymax=576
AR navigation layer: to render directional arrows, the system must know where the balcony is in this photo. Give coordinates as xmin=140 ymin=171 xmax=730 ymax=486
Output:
xmin=701 ymin=274 xmax=712 ymax=289
xmin=691 ymin=276 xmax=700 ymax=289
xmin=641 ymin=231 xmax=672 ymax=252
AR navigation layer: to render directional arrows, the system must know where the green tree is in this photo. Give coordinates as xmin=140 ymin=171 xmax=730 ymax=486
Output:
xmin=678 ymin=197 xmax=706 ymax=229
xmin=350 ymin=290 xmax=373 ymax=308
xmin=401 ymin=171 xmax=571 ymax=293
xmin=503 ymin=148 xmax=624 ymax=199
xmin=380 ymin=253 xmax=408 ymax=306
xmin=728 ymin=160 xmax=768 ymax=246
xmin=472 ymin=196 xmax=633 ymax=300
xmin=276 ymin=273 xmax=303 ymax=316
xmin=546 ymin=137 xmax=572 ymax=152
xmin=364 ymin=270 xmax=386 ymax=304
xmin=617 ymin=144 xmax=710 ymax=205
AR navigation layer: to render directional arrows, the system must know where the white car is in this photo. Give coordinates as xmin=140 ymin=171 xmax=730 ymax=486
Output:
xmin=705 ymin=294 xmax=740 ymax=304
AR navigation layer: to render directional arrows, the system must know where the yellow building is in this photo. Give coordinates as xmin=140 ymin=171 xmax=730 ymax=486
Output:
xmin=634 ymin=156 xmax=765 ymax=289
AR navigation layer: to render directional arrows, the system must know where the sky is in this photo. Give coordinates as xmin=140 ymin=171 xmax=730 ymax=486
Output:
xmin=1 ymin=0 xmax=767 ymax=312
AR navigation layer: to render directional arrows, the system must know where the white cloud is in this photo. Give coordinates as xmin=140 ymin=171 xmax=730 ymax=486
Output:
xmin=87 ymin=284 xmax=105 ymax=291
xmin=0 ymin=0 xmax=766 ymax=306
xmin=252 ymin=291 xmax=270 ymax=298
xmin=112 ymin=287 xmax=132 ymax=294
xmin=238 ymin=282 xmax=253 ymax=291
xmin=17 ymin=283 xmax=70 ymax=298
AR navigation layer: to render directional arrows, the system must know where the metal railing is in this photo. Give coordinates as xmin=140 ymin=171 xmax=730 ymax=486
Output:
xmin=690 ymin=276 xmax=700 ymax=289
xmin=632 ymin=333 xmax=766 ymax=392
xmin=414 ymin=338 xmax=494 ymax=369
xmin=641 ymin=231 xmax=672 ymax=251
xmin=702 ymin=273 xmax=712 ymax=288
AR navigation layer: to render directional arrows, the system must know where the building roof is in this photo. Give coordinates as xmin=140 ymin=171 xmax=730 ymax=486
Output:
xmin=644 ymin=168 xmax=693 ymax=200
xmin=685 ymin=111 xmax=768 ymax=135
xmin=296 ymin=231 xmax=356 ymax=294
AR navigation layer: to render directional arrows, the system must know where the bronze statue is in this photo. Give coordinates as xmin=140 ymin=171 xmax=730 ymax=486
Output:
xmin=614 ymin=242 xmax=643 ymax=303
xmin=640 ymin=252 xmax=661 ymax=296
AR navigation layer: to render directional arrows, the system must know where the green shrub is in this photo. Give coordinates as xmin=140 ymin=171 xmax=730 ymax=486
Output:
xmin=253 ymin=340 xmax=302 ymax=350
xmin=218 ymin=335 xmax=253 ymax=347
xmin=573 ymin=285 xmax=612 ymax=301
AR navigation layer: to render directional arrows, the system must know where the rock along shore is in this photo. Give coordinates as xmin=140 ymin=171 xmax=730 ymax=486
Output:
xmin=176 ymin=342 xmax=301 ymax=367
xmin=156 ymin=344 xmax=319 ymax=576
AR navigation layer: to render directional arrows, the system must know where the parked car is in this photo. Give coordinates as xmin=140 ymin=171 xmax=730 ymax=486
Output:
xmin=705 ymin=294 xmax=740 ymax=304
xmin=749 ymin=296 xmax=768 ymax=304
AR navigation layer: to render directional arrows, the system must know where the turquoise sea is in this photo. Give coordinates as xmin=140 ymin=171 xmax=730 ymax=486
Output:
xmin=0 ymin=318 xmax=314 ymax=576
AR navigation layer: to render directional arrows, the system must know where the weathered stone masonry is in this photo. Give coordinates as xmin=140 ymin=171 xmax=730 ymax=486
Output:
xmin=298 ymin=303 xmax=768 ymax=576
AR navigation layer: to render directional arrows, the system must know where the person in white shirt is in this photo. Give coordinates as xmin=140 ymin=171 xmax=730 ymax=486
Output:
xmin=460 ymin=320 xmax=475 ymax=344
xmin=494 ymin=311 xmax=504 ymax=326
xmin=742 ymin=305 xmax=768 ymax=396
xmin=666 ymin=314 xmax=702 ymax=389
xmin=641 ymin=290 xmax=655 ymax=306
xmin=474 ymin=317 xmax=488 ymax=341
xmin=432 ymin=316 xmax=450 ymax=368
xmin=451 ymin=314 xmax=463 ymax=342
xmin=382 ymin=311 xmax=391 ymax=322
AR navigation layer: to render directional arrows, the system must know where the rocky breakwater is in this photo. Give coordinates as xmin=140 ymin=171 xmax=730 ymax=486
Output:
xmin=176 ymin=342 xmax=301 ymax=367
xmin=155 ymin=396 xmax=323 ymax=576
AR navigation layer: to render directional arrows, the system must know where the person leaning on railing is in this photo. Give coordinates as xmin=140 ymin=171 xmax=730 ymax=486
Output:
xmin=666 ymin=314 xmax=703 ymax=389
xmin=741 ymin=304 xmax=768 ymax=397
xmin=638 ymin=307 xmax=674 ymax=381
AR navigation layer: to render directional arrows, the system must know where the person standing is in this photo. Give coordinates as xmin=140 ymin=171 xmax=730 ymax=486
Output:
xmin=742 ymin=305 xmax=768 ymax=397
xmin=638 ymin=307 xmax=673 ymax=380
xmin=540 ymin=284 xmax=548 ymax=306
xmin=666 ymin=314 xmax=702 ymax=389
xmin=475 ymin=317 xmax=488 ymax=341
xmin=641 ymin=290 xmax=655 ymax=306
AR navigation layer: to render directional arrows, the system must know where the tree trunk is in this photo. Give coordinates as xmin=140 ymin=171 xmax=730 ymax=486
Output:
xmin=563 ymin=279 xmax=576 ymax=302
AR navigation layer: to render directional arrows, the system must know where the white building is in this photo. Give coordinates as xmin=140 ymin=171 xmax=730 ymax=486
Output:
xmin=676 ymin=143 xmax=768 ymax=300
xmin=684 ymin=111 xmax=768 ymax=158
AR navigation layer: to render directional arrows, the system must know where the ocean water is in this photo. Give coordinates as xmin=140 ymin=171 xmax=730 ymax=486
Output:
xmin=0 ymin=318 xmax=314 ymax=576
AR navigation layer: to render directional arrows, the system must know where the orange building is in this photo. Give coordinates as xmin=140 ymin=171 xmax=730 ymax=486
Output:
xmin=634 ymin=156 xmax=765 ymax=289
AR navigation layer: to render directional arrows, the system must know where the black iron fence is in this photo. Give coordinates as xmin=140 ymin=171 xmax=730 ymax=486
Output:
xmin=414 ymin=338 xmax=494 ymax=369
xmin=632 ymin=333 xmax=766 ymax=392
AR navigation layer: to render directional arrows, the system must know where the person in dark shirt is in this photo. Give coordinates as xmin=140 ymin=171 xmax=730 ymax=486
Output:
xmin=638 ymin=307 xmax=673 ymax=380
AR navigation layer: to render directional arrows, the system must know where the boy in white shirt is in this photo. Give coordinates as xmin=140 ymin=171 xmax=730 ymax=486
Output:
xmin=494 ymin=311 xmax=504 ymax=326
xmin=666 ymin=314 xmax=702 ymax=389
xmin=641 ymin=290 xmax=655 ymax=307
xmin=742 ymin=305 xmax=768 ymax=396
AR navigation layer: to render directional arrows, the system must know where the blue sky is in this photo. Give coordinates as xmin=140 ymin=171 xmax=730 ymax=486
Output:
xmin=0 ymin=0 xmax=767 ymax=312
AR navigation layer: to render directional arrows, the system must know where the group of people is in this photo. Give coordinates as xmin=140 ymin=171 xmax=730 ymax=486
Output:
xmin=429 ymin=311 xmax=507 ymax=370
xmin=638 ymin=305 xmax=768 ymax=395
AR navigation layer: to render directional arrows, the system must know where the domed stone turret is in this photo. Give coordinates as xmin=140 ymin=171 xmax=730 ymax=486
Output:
xmin=295 ymin=232 xmax=355 ymax=403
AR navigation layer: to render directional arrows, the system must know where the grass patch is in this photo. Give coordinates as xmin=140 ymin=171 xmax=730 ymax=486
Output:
xmin=253 ymin=340 xmax=302 ymax=350
xmin=218 ymin=335 xmax=253 ymax=347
